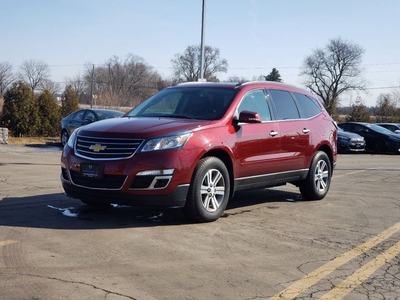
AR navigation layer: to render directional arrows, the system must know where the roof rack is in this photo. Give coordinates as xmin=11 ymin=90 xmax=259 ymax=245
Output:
xmin=176 ymin=81 xmax=208 ymax=86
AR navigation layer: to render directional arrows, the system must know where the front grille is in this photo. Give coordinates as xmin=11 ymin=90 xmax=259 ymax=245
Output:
xmin=70 ymin=170 xmax=127 ymax=189
xmin=75 ymin=135 xmax=143 ymax=160
xmin=351 ymin=138 xmax=365 ymax=143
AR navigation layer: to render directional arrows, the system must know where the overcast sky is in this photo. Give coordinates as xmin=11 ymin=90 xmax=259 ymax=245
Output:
xmin=2 ymin=0 xmax=400 ymax=106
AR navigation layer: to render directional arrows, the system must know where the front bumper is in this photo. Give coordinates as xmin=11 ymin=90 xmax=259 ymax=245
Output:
xmin=62 ymin=179 xmax=189 ymax=208
xmin=338 ymin=141 xmax=366 ymax=153
xmin=60 ymin=141 xmax=200 ymax=208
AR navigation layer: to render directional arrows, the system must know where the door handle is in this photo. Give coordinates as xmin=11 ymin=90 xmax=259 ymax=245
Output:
xmin=302 ymin=128 xmax=310 ymax=134
xmin=269 ymin=131 xmax=278 ymax=137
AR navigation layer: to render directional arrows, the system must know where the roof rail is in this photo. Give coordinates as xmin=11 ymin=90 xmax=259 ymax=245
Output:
xmin=176 ymin=81 xmax=208 ymax=86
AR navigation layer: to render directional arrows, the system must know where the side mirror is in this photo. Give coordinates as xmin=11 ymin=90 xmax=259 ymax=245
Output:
xmin=233 ymin=110 xmax=262 ymax=124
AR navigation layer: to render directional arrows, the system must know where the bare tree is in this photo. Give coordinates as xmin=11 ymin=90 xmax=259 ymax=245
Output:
xmin=0 ymin=61 xmax=15 ymax=95
xmin=18 ymin=59 xmax=51 ymax=92
xmin=393 ymin=81 xmax=400 ymax=106
xmin=84 ymin=54 xmax=159 ymax=108
xmin=171 ymin=45 xmax=228 ymax=82
xmin=226 ymin=75 xmax=249 ymax=82
xmin=300 ymin=38 xmax=366 ymax=115
xmin=41 ymin=79 xmax=61 ymax=95
xmin=66 ymin=74 xmax=89 ymax=104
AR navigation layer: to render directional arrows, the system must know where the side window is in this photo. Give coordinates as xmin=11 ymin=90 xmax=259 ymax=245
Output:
xmin=354 ymin=125 xmax=367 ymax=134
xmin=292 ymin=92 xmax=322 ymax=118
xmin=85 ymin=111 xmax=96 ymax=122
xmin=268 ymin=90 xmax=300 ymax=120
xmin=340 ymin=124 xmax=351 ymax=131
xmin=72 ymin=110 xmax=85 ymax=121
xmin=237 ymin=89 xmax=271 ymax=121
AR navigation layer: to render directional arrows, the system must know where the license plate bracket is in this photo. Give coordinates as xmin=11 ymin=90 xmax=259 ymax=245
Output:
xmin=80 ymin=163 xmax=104 ymax=179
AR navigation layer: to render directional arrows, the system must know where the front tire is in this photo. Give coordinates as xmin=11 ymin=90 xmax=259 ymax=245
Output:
xmin=299 ymin=151 xmax=332 ymax=200
xmin=184 ymin=157 xmax=230 ymax=222
xmin=61 ymin=130 xmax=69 ymax=147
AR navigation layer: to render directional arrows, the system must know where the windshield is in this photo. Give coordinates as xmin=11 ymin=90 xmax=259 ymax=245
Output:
xmin=97 ymin=110 xmax=124 ymax=120
xmin=125 ymin=87 xmax=238 ymax=120
xmin=366 ymin=123 xmax=395 ymax=135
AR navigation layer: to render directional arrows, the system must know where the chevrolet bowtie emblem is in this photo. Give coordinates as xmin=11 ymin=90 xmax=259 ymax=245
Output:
xmin=89 ymin=144 xmax=107 ymax=152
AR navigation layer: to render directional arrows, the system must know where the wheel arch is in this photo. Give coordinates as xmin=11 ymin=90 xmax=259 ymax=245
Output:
xmin=200 ymin=149 xmax=235 ymax=199
xmin=317 ymin=144 xmax=334 ymax=174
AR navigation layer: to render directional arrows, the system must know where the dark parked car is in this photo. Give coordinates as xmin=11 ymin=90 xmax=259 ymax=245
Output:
xmin=338 ymin=122 xmax=400 ymax=154
xmin=61 ymin=81 xmax=337 ymax=222
xmin=376 ymin=123 xmax=400 ymax=134
xmin=337 ymin=127 xmax=366 ymax=153
xmin=61 ymin=109 xmax=124 ymax=146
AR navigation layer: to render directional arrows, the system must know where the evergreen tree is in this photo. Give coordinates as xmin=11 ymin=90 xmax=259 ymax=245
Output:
xmin=374 ymin=94 xmax=398 ymax=123
xmin=61 ymin=85 xmax=79 ymax=117
xmin=0 ymin=81 xmax=39 ymax=137
xmin=37 ymin=89 xmax=61 ymax=136
xmin=263 ymin=68 xmax=282 ymax=82
xmin=346 ymin=96 xmax=371 ymax=122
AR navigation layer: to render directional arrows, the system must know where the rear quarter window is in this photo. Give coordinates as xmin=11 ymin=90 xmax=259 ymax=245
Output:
xmin=292 ymin=92 xmax=322 ymax=118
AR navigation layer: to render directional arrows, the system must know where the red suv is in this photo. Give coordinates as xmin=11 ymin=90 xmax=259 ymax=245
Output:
xmin=61 ymin=82 xmax=337 ymax=222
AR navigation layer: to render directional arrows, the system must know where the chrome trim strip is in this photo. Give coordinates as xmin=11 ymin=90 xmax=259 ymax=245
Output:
xmin=236 ymin=169 xmax=309 ymax=181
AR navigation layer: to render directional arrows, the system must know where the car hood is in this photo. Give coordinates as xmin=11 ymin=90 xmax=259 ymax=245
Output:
xmin=338 ymin=131 xmax=364 ymax=140
xmin=76 ymin=117 xmax=212 ymax=139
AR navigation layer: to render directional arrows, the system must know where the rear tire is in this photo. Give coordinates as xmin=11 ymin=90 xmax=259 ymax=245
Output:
xmin=184 ymin=157 xmax=230 ymax=222
xmin=299 ymin=151 xmax=331 ymax=200
xmin=371 ymin=140 xmax=386 ymax=154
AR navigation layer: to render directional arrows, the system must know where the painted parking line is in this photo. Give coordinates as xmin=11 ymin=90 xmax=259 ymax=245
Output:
xmin=320 ymin=240 xmax=400 ymax=299
xmin=0 ymin=240 xmax=18 ymax=247
xmin=269 ymin=221 xmax=400 ymax=299
xmin=332 ymin=170 xmax=366 ymax=179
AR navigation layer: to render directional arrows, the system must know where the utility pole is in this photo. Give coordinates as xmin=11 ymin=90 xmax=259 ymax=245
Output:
xmin=199 ymin=0 xmax=206 ymax=81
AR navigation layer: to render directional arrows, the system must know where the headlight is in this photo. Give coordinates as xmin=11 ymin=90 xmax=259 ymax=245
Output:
xmin=141 ymin=132 xmax=192 ymax=152
xmin=67 ymin=129 xmax=79 ymax=148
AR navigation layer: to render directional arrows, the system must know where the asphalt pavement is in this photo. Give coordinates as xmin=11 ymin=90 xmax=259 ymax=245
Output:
xmin=1 ymin=144 xmax=400 ymax=300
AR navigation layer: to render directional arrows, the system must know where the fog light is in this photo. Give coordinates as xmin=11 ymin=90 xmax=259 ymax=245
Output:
xmin=154 ymin=178 xmax=170 ymax=188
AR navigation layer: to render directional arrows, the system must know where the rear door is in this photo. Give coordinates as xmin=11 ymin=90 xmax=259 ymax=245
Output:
xmin=268 ymin=89 xmax=311 ymax=171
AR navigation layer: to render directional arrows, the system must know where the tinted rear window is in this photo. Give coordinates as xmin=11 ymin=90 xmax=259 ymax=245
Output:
xmin=268 ymin=89 xmax=300 ymax=120
xmin=292 ymin=92 xmax=322 ymax=118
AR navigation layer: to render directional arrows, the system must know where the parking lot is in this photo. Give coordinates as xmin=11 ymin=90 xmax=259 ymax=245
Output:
xmin=0 ymin=144 xmax=399 ymax=300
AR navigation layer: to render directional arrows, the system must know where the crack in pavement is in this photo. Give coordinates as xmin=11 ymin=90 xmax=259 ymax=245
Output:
xmin=18 ymin=273 xmax=139 ymax=300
